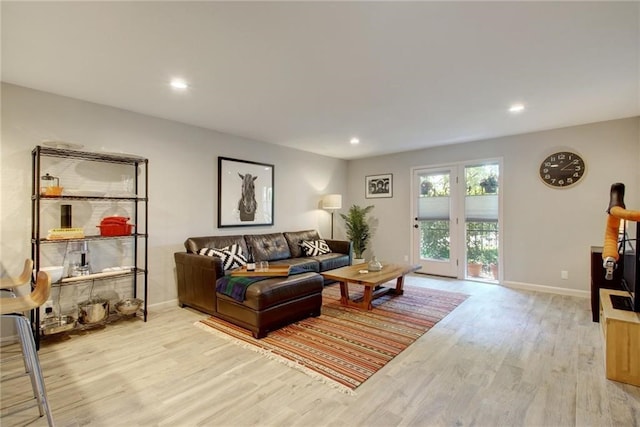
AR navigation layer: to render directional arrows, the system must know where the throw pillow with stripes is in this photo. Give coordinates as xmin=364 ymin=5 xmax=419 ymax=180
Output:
xmin=300 ymin=239 xmax=331 ymax=257
xmin=198 ymin=244 xmax=247 ymax=270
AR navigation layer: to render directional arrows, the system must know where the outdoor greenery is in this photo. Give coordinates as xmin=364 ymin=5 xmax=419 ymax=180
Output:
xmin=479 ymin=174 xmax=498 ymax=194
xmin=465 ymin=164 xmax=499 ymax=195
xmin=340 ymin=204 xmax=374 ymax=259
xmin=420 ymin=174 xmax=450 ymax=196
xmin=466 ymin=221 xmax=499 ymax=264
xmin=420 ymin=220 xmax=450 ymax=260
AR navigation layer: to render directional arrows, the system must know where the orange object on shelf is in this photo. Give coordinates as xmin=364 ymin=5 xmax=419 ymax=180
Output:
xmin=41 ymin=186 xmax=63 ymax=196
xmin=96 ymin=216 xmax=134 ymax=236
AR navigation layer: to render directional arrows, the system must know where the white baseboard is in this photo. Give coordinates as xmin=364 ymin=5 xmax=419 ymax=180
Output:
xmin=147 ymin=298 xmax=179 ymax=310
xmin=502 ymin=280 xmax=590 ymax=299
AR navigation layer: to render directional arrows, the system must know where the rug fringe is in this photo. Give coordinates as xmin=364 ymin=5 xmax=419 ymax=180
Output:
xmin=194 ymin=321 xmax=356 ymax=396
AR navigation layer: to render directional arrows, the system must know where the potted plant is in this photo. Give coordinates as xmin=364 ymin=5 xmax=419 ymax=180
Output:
xmin=466 ymin=233 xmax=484 ymax=277
xmin=340 ymin=204 xmax=374 ymax=264
xmin=479 ymin=174 xmax=498 ymax=194
xmin=467 ymin=261 xmax=483 ymax=277
xmin=481 ymin=248 xmax=499 ymax=280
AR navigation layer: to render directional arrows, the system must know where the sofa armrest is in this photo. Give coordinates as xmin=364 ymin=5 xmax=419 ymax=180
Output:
xmin=174 ymin=252 xmax=224 ymax=315
xmin=325 ymin=239 xmax=353 ymax=262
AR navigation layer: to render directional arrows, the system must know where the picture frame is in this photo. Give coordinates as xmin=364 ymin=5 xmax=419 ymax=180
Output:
xmin=365 ymin=173 xmax=393 ymax=198
xmin=218 ymin=157 xmax=274 ymax=228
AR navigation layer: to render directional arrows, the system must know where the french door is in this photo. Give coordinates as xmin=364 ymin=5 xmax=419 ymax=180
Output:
xmin=412 ymin=167 xmax=459 ymax=277
xmin=412 ymin=161 xmax=501 ymax=280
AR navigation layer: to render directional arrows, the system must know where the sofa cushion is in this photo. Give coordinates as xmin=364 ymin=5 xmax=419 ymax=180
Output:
xmin=240 ymin=272 xmax=323 ymax=311
xmin=311 ymin=253 xmax=351 ymax=272
xmin=244 ymin=233 xmax=291 ymax=262
xmin=283 ymin=230 xmax=321 ymax=258
xmin=300 ymin=239 xmax=331 ymax=256
xmin=198 ymin=244 xmax=247 ymax=270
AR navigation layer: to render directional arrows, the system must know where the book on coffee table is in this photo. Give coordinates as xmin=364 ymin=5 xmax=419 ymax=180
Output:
xmin=231 ymin=265 xmax=291 ymax=277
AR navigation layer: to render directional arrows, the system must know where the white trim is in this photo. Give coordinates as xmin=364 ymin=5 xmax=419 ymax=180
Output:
xmin=148 ymin=299 xmax=179 ymax=310
xmin=502 ymin=280 xmax=589 ymax=298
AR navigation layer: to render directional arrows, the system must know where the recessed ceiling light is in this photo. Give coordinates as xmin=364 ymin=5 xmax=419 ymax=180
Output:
xmin=350 ymin=137 xmax=360 ymax=145
xmin=170 ymin=78 xmax=189 ymax=90
xmin=509 ymin=103 xmax=525 ymax=113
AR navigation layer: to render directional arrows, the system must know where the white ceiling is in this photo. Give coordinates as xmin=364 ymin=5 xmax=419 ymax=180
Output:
xmin=2 ymin=1 xmax=639 ymax=160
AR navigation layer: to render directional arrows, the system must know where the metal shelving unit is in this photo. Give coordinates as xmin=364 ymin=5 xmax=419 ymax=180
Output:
xmin=31 ymin=145 xmax=148 ymax=345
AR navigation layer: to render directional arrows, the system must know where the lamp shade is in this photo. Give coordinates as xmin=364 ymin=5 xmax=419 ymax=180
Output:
xmin=322 ymin=194 xmax=342 ymax=210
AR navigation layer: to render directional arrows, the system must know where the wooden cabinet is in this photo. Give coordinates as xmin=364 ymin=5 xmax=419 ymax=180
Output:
xmin=599 ymin=289 xmax=640 ymax=386
xmin=31 ymin=145 xmax=148 ymax=344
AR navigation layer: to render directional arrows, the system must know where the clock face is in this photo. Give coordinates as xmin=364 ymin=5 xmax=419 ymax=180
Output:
xmin=539 ymin=151 xmax=586 ymax=188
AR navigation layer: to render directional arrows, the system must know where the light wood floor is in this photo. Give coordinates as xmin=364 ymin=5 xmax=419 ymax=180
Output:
xmin=2 ymin=275 xmax=640 ymax=426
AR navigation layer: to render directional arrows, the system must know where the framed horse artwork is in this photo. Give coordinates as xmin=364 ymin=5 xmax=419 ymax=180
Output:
xmin=218 ymin=157 xmax=274 ymax=228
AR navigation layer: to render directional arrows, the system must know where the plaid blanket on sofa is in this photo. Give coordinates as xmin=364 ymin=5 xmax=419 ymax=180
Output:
xmin=215 ymin=266 xmax=307 ymax=302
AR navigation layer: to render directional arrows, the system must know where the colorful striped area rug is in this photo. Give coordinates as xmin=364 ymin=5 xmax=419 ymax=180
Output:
xmin=195 ymin=284 xmax=468 ymax=394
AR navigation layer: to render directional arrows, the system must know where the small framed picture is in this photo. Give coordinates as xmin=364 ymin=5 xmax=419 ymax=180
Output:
xmin=365 ymin=173 xmax=393 ymax=198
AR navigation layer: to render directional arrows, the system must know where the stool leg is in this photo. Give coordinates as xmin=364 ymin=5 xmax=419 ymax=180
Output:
xmin=14 ymin=315 xmax=55 ymax=426
xmin=15 ymin=315 xmax=39 ymax=404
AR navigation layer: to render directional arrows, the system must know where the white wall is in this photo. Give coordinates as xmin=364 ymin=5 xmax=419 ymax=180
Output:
xmin=1 ymin=83 xmax=347 ymax=305
xmin=347 ymin=117 xmax=640 ymax=294
xmin=3 ymin=82 xmax=638 ymax=301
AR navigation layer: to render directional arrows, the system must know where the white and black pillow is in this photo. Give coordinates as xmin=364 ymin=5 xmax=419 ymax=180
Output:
xmin=300 ymin=239 xmax=331 ymax=257
xmin=199 ymin=244 xmax=247 ymax=270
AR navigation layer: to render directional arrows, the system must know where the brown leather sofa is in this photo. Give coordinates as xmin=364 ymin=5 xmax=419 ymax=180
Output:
xmin=174 ymin=230 xmax=352 ymax=338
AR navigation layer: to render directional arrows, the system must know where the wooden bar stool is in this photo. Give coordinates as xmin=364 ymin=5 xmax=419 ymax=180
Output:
xmin=0 ymin=259 xmax=34 ymax=291
xmin=1 ymin=270 xmax=55 ymax=426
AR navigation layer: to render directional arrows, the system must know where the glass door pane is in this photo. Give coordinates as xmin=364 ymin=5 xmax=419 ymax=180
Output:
xmin=464 ymin=164 xmax=500 ymax=280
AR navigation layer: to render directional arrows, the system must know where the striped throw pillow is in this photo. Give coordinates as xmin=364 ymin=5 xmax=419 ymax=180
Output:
xmin=300 ymin=239 xmax=331 ymax=257
xmin=198 ymin=244 xmax=247 ymax=270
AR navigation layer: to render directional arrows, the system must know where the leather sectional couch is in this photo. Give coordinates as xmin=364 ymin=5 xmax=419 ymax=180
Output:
xmin=174 ymin=230 xmax=352 ymax=338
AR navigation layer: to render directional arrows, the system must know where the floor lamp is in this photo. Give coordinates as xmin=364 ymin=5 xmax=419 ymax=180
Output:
xmin=322 ymin=194 xmax=342 ymax=239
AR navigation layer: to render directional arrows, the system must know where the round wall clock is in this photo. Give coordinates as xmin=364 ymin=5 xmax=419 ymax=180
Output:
xmin=539 ymin=151 xmax=586 ymax=188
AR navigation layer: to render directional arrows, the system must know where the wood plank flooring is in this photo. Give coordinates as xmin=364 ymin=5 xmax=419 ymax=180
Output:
xmin=2 ymin=275 xmax=640 ymax=426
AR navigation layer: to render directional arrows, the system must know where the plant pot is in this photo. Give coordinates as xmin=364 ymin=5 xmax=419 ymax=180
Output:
xmin=467 ymin=262 xmax=483 ymax=278
xmin=352 ymin=258 xmax=365 ymax=266
xmin=490 ymin=263 xmax=499 ymax=280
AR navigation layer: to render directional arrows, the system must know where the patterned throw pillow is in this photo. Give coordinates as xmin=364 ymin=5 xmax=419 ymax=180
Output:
xmin=198 ymin=244 xmax=247 ymax=270
xmin=300 ymin=239 xmax=331 ymax=257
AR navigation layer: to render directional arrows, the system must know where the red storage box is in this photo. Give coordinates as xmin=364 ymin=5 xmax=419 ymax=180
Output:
xmin=97 ymin=216 xmax=134 ymax=236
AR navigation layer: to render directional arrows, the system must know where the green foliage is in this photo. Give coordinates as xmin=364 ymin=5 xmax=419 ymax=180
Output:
xmin=480 ymin=247 xmax=498 ymax=265
xmin=466 ymin=164 xmax=499 ymax=195
xmin=420 ymin=174 xmax=450 ymax=196
xmin=466 ymin=221 xmax=499 ymax=264
xmin=420 ymin=221 xmax=450 ymax=260
xmin=479 ymin=174 xmax=498 ymax=194
xmin=340 ymin=205 xmax=374 ymax=258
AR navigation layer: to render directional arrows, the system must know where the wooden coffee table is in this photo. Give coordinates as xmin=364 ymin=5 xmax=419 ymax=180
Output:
xmin=321 ymin=263 xmax=421 ymax=310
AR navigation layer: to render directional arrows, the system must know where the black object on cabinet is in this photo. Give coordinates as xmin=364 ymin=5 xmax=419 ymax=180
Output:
xmin=590 ymin=246 xmax=623 ymax=322
xmin=31 ymin=145 xmax=148 ymax=345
